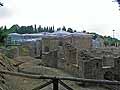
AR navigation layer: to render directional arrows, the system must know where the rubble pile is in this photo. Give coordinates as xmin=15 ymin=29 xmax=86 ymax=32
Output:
xmin=0 ymin=53 xmax=15 ymax=90
xmin=79 ymin=48 xmax=120 ymax=60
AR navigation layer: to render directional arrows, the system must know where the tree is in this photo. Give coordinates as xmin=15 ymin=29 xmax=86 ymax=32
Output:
xmin=43 ymin=27 xmax=48 ymax=32
xmin=92 ymin=34 xmax=98 ymax=40
xmin=0 ymin=2 xmax=3 ymax=6
xmin=83 ymin=30 xmax=86 ymax=33
xmin=9 ymin=24 xmax=20 ymax=33
xmin=34 ymin=24 xmax=38 ymax=33
xmin=74 ymin=30 xmax=77 ymax=32
xmin=27 ymin=25 xmax=34 ymax=33
xmin=104 ymin=40 xmax=109 ymax=47
xmin=0 ymin=26 xmax=8 ymax=44
xmin=62 ymin=26 xmax=66 ymax=31
xmin=53 ymin=25 xmax=54 ymax=31
xmin=57 ymin=27 xmax=61 ymax=31
xmin=67 ymin=28 xmax=73 ymax=33
xmin=4 ymin=26 xmax=7 ymax=30
xmin=48 ymin=26 xmax=54 ymax=33
xmin=18 ymin=26 xmax=26 ymax=34
xmin=38 ymin=25 xmax=43 ymax=32
xmin=116 ymin=0 xmax=120 ymax=6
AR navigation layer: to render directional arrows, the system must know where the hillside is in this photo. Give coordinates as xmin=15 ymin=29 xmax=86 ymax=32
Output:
xmin=90 ymin=32 xmax=120 ymax=46
xmin=0 ymin=53 xmax=15 ymax=90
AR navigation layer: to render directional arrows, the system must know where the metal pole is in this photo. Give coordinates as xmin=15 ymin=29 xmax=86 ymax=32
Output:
xmin=53 ymin=79 xmax=59 ymax=90
xmin=113 ymin=30 xmax=115 ymax=38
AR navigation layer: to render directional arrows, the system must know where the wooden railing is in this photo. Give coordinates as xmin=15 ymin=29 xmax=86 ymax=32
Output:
xmin=0 ymin=70 xmax=120 ymax=90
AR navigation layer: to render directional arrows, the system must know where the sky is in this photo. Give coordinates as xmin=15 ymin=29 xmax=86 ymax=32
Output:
xmin=0 ymin=0 xmax=120 ymax=38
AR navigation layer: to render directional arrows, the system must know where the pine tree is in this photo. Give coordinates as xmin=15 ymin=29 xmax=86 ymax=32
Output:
xmin=57 ymin=27 xmax=61 ymax=31
xmin=67 ymin=28 xmax=73 ymax=33
xmin=38 ymin=25 xmax=42 ymax=32
xmin=34 ymin=24 xmax=38 ymax=33
xmin=62 ymin=26 xmax=66 ymax=31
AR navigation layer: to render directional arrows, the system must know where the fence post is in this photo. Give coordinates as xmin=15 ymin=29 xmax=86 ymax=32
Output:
xmin=53 ymin=79 xmax=59 ymax=90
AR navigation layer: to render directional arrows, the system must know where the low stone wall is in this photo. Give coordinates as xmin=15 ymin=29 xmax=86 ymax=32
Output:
xmin=5 ymin=46 xmax=20 ymax=58
xmin=42 ymin=50 xmax=58 ymax=68
xmin=0 ymin=46 xmax=31 ymax=59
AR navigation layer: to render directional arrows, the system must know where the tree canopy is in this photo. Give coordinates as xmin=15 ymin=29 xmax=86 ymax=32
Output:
xmin=0 ymin=2 xmax=3 ymax=6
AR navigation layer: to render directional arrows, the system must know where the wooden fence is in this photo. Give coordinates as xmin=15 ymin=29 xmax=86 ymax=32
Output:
xmin=0 ymin=70 xmax=120 ymax=90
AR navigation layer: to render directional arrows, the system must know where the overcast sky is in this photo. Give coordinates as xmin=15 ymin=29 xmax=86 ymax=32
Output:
xmin=0 ymin=0 xmax=120 ymax=38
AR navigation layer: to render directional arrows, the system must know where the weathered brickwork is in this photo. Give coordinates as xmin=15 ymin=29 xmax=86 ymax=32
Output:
xmin=5 ymin=32 xmax=120 ymax=82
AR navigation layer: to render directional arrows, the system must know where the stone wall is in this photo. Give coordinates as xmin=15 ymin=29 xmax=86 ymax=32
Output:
xmin=19 ymin=45 xmax=31 ymax=56
xmin=83 ymin=58 xmax=103 ymax=79
xmin=42 ymin=50 xmax=58 ymax=68
xmin=102 ymin=55 xmax=114 ymax=68
xmin=63 ymin=44 xmax=78 ymax=75
xmin=35 ymin=40 xmax=42 ymax=57
xmin=41 ymin=46 xmax=120 ymax=81
xmin=71 ymin=35 xmax=92 ymax=49
xmin=42 ymin=37 xmax=59 ymax=52
xmin=77 ymin=48 xmax=120 ymax=80
xmin=5 ymin=46 xmax=20 ymax=58
xmin=21 ymin=40 xmax=42 ymax=57
xmin=113 ymin=57 xmax=120 ymax=80
xmin=57 ymin=46 xmax=65 ymax=69
xmin=64 ymin=44 xmax=77 ymax=64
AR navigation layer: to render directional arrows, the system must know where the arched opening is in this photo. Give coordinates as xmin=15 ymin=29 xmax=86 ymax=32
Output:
xmin=104 ymin=71 xmax=113 ymax=80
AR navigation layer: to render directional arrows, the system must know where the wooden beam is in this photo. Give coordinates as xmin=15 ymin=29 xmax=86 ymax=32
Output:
xmin=53 ymin=79 xmax=58 ymax=90
xmin=32 ymin=80 xmax=53 ymax=90
xmin=0 ymin=70 xmax=120 ymax=85
xmin=59 ymin=80 xmax=74 ymax=90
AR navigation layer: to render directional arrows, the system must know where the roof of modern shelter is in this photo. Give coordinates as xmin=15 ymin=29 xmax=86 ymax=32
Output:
xmin=71 ymin=32 xmax=92 ymax=37
xmin=22 ymin=38 xmax=42 ymax=42
xmin=8 ymin=33 xmax=21 ymax=36
xmin=52 ymin=30 xmax=71 ymax=35
xmin=8 ymin=31 xmax=92 ymax=38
